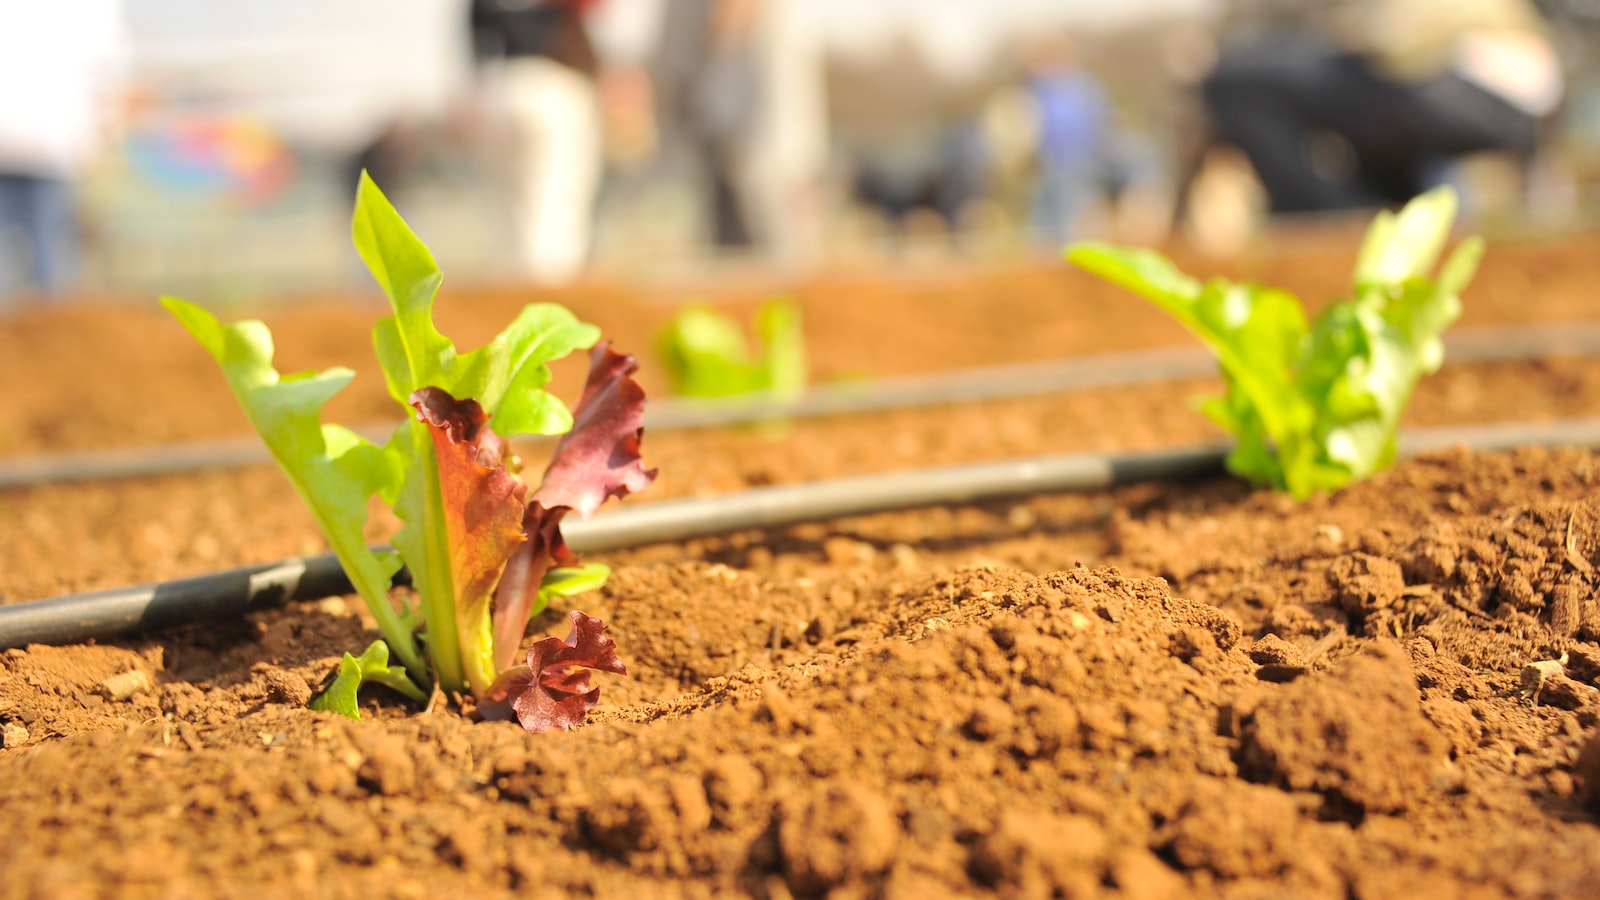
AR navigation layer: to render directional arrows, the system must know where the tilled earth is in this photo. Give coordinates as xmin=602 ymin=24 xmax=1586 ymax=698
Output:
xmin=3 ymin=236 xmax=1600 ymax=898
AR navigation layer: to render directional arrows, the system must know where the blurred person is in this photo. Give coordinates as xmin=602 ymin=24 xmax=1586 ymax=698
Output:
xmin=0 ymin=1 xmax=125 ymax=300
xmin=655 ymin=0 xmax=762 ymax=247
xmin=1024 ymin=36 xmax=1114 ymax=244
xmin=653 ymin=0 xmax=827 ymax=260
xmin=1202 ymin=0 xmax=1563 ymax=213
xmin=736 ymin=0 xmax=828 ymax=264
xmin=471 ymin=0 xmax=604 ymax=284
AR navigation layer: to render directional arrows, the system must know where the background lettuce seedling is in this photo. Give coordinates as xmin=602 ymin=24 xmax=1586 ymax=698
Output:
xmin=1067 ymin=186 xmax=1482 ymax=499
xmin=163 ymin=174 xmax=652 ymax=731
xmin=657 ymin=300 xmax=807 ymax=400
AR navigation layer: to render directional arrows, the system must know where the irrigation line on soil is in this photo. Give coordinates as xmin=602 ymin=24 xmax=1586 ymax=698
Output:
xmin=641 ymin=319 xmax=1600 ymax=429
xmin=0 ymin=555 xmax=412 ymax=653
xmin=8 ymin=416 xmax=1600 ymax=649
xmin=5 ymin=320 xmax=1600 ymax=489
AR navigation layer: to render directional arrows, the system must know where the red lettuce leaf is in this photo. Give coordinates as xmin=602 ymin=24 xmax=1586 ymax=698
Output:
xmin=410 ymin=387 xmax=529 ymax=654
xmin=482 ymin=611 xmax=628 ymax=732
xmin=492 ymin=343 xmax=656 ymax=671
xmin=532 ymin=342 xmax=657 ymax=517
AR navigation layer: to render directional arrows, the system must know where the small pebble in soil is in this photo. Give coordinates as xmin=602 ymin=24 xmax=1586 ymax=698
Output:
xmin=1063 ymin=609 xmax=1094 ymax=631
xmin=2 ymin=721 xmax=28 ymax=748
xmin=1519 ymin=654 xmax=1569 ymax=706
xmin=823 ymin=536 xmax=876 ymax=566
xmin=890 ymin=543 xmax=920 ymax=572
xmin=312 ymin=596 xmax=349 ymax=617
xmin=1007 ymin=504 xmax=1037 ymax=530
xmin=96 ymin=669 xmax=151 ymax=702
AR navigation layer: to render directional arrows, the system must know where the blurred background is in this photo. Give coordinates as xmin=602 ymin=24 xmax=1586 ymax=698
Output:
xmin=3 ymin=0 xmax=1600 ymax=305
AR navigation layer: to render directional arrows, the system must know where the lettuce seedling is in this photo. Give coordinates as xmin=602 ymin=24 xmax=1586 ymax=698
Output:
xmin=1067 ymin=186 xmax=1482 ymax=499
xmin=163 ymin=174 xmax=654 ymax=731
xmin=657 ymin=300 xmax=806 ymax=400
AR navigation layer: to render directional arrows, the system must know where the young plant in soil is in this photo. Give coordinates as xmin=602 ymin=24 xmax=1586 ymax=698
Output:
xmin=656 ymin=299 xmax=806 ymax=400
xmin=162 ymin=174 xmax=654 ymax=731
xmin=1068 ymin=186 xmax=1482 ymax=499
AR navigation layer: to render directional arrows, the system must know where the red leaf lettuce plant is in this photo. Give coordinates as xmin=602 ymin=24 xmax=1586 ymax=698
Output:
xmin=162 ymin=175 xmax=654 ymax=731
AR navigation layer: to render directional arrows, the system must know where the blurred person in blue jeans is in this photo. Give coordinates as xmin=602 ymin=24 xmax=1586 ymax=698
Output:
xmin=1025 ymin=37 xmax=1112 ymax=244
xmin=1203 ymin=0 xmax=1562 ymax=213
xmin=0 ymin=1 xmax=125 ymax=300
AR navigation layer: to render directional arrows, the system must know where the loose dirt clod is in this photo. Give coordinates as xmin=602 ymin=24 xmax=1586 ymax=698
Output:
xmin=1237 ymin=641 xmax=1451 ymax=818
xmin=778 ymin=780 xmax=898 ymax=895
xmin=1248 ymin=633 xmax=1306 ymax=667
xmin=1577 ymin=728 xmax=1600 ymax=811
xmin=1328 ymin=553 xmax=1407 ymax=618
xmin=969 ymin=811 xmax=1109 ymax=896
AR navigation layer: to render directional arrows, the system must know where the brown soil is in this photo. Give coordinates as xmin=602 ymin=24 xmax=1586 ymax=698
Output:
xmin=4 ymin=236 xmax=1600 ymax=898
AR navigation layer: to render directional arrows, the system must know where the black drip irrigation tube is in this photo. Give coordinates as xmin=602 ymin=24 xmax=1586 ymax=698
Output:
xmin=7 ymin=416 xmax=1600 ymax=650
xmin=6 ymin=320 xmax=1600 ymax=490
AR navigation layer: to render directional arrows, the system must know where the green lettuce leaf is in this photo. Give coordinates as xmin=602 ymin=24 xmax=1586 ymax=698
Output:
xmin=535 ymin=564 xmax=611 ymax=617
xmin=310 ymin=639 xmax=428 ymax=719
xmin=657 ymin=299 xmax=807 ymax=399
xmin=1066 ymin=185 xmax=1478 ymax=499
xmin=160 ymin=297 xmax=423 ymax=683
xmin=354 ymin=173 xmax=599 ymax=433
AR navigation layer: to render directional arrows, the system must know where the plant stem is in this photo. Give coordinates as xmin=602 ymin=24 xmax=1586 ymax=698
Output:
xmin=412 ymin=432 xmax=467 ymax=694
